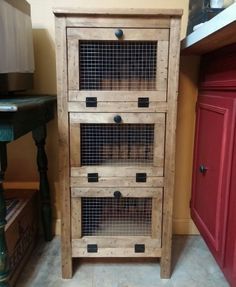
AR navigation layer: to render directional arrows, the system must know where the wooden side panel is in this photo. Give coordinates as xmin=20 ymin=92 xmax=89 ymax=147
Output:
xmin=160 ymin=17 xmax=181 ymax=278
xmin=55 ymin=17 xmax=72 ymax=278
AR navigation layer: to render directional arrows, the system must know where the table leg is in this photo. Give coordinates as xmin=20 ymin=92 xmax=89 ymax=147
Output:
xmin=0 ymin=143 xmax=9 ymax=287
xmin=32 ymin=125 xmax=53 ymax=241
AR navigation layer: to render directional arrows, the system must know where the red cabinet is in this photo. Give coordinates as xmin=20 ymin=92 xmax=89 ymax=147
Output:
xmin=191 ymin=44 xmax=236 ymax=286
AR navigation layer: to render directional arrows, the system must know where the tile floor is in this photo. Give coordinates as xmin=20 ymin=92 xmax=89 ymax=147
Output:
xmin=16 ymin=236 xmax=229 ymax=287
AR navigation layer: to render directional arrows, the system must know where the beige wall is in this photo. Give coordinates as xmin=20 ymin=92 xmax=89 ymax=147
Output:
xmin=6 ymin=0 xmax=199 ymax=234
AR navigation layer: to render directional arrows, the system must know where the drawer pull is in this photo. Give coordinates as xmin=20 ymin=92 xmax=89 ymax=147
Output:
xmin=86 ymin=97 xmax=97 ymax=107
xmin=114 ymin=115 xmax=122 ymax=124
xmin=115 ymin=29 xmax=123 ymax=39
xmin=87 ymin=244 xmax=98 ymax=253
xmin=113 ymin=190 xmax=122 ymax=199
xmin=87 ymin=173 xmax=98 ymax=182
xmin=135 ymin=244 xmax=145 ymax=253
xmin=138 ymin=97 xmax=149 ymax=108
xmin=136 ymin=173 xmax=147 ymax=182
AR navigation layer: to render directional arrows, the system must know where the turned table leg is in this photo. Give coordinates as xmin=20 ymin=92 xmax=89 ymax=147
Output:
xmin=0 ymin=143 xmax=9 ymax=287
xmin=32 ymin=125 xmax=53 ymax=241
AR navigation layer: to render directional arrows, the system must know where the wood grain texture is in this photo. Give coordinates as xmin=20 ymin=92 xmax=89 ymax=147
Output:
xmin=160 ymin=17 xmax=181 ymax=279
xmin=70 ymin=176 xmax=164 ymax=188
xmin=68 ymin=90 xmax=166 ymax=102
xmin=55 ymin=17 xmax=72 ymax=279
xmin=71 ymin=187 xmax=163 ymax=198
xmin=70 ymin=124 xmax=81 ymax=167
xmin=66 ymin=17 xmax=171 ymax=28
xmin=71 ymin=166 xmax=163 ymax=177
xmin=68 ymin=27 xmax=169 ymax=41
xmin=53 ymin=8 xmax=183 ymax=16
xmin=71 ymin=198 xmax=81 ymax=239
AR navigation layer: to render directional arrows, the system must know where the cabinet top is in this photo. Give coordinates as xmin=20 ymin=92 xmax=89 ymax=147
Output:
xmin=53 ymin=8 xmax=183 ymax=17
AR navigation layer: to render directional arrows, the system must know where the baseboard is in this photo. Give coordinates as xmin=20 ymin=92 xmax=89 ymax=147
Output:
xmin=173 ymin=218 xmax=199 ymax=235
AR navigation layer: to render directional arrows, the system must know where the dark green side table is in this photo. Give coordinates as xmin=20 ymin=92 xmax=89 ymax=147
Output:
xmin=0 ymin=95 xmax=56 ymax=286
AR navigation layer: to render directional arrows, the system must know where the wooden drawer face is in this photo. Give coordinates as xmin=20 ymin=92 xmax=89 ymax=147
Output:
xmin=70 ymin=112 xmax=165 ymax=187
xmin=67 ymin=27 xmax=169 ymax=105
xmin=71 ymin=187 xmax=163 ymax=255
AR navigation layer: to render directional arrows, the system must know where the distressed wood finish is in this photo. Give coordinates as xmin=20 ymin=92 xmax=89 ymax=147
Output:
xmin=160 ymin=17 xmax=181 ymax=278
xmin=54 ymin=8 xmax=182 ymax=280
xmin=55 ymin=17 xmax=72 ymax=278
xmin=71 ymin=187 xmax=163 ymax=198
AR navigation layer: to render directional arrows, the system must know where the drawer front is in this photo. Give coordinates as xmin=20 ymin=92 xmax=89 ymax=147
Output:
xmin=70 ymin=112 xmax=165 ymax=187
xmin=71 ymin=187 xmax=163 ymax=255
xmin=67 ymin=27 xmax=169 ymax=108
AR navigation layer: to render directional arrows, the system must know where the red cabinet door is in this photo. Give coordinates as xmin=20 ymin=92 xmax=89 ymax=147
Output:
xmin=191 ymin=95 xmax=235 ymax=266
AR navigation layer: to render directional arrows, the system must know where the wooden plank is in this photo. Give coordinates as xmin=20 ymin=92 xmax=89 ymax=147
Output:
xmin=67 ymin=39 xmax=79 ymax=90
xmin=68 ymin=28 xmax=169 ymax=41
xmin=156 ymin=41 xmax=169 ymax=92
xmin=71 ymin=198 xmax=81 ymax=239
xmin=68 ymin=102 xmax=168 ymax=113
xmin=53 ymin=8 xmax=183 ymax=17
xmin=71 ymin=187 xmax=163 ymax=198
xmin=72 ymin=236 xmax=160 ymax=247
xmin=68 ymin=90 xmax=167 ymax=102
xmin=152 ymin=196 xmax=163 ymax=239
xmin=160 ymin=17 xmax=181 ymax=279
xmin=70 ymin=112 xmax=166 ymax=124
xmin=153 ymin=121 xmax=165 ymax=169
xmin=70 ymin=176 xmax=164 ymax=188
xmin=71 ymin=166 xmax=163 ymax=176
xmin=55 ymin=16 xmax=72 ymax=279
xmin=70 ymin=124 xmax=81 ymax=167
xmin=72 ymin=247 xmax=162 ymax=258
xmin=66 ymin=17 xmax=170 ymax=28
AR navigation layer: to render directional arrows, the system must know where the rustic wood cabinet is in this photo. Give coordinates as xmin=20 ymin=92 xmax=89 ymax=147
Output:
xmin=54 ymin=8 xmax=182 ymax=279
xmin=191 ymin=44 xmax=236 ymax=286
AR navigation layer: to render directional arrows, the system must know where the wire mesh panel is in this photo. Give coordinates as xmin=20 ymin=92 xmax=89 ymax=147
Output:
xmin=81 ymin=124 xmax=154 ymax=166
xmin=79 ymin=41 xmax=157 ymax=90
xmin=82 ymin=197 xmax=152 ymax=236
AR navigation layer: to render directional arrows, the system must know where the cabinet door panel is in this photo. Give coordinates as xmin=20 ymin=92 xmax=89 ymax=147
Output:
xmin=191 ymin=95 xmax=234 ymax=265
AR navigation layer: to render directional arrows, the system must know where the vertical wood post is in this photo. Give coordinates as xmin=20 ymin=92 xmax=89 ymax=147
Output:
xmin=32 ymin=125 xmax=53 ymax=241
xmin=0 ymin=143 xmax=9 ymax=287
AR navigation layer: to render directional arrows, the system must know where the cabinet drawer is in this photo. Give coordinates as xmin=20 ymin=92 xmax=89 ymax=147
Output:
xmin=67 ymin=27 xmax=169 ymax=107
xmin=71 ymin=187 xmax=163 ymax=256
xmin=70 ymin=112 xmax=165 ymax=187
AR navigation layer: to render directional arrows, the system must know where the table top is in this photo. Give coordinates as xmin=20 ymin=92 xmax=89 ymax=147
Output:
xmin=0 ymin=94 xmax=56 ymax=142
xmin=0 ymin=95 xmax=56 ymax=112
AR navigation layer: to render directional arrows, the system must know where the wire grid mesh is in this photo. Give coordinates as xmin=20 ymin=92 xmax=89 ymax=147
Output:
xmin=81 ymin=124 xmax=154 ymax=166
xmin=82 ymin=197 xmax=152 ymax=236
xmin=79 ymin=41 xmax=157 ymax=90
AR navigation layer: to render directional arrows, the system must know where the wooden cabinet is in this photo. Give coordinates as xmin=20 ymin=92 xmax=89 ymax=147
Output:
xmin=191 ymin=44 xmax=236 ymax=286
xmin=54 ymin=8 xmax=182 ymax=280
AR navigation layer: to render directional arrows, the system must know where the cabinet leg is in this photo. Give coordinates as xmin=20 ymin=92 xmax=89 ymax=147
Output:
xmin=160 ymin=241 xmax=172 ymax=278
xmin=32 ymin=125 xmax=53 ymax=241
xmin=0 ymin=143 xmax=10 ymax=287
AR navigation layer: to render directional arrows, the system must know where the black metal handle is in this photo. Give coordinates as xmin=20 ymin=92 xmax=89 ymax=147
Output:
xmin=115 ymin=29 xmax=123 ymax=39
xmin=114 ymin=115 xmax=122 ymax=124
xmin=199 ymin=165 xmax=208 ymax=174
xmin=114 ymin=191 xmax=122 ymax=199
